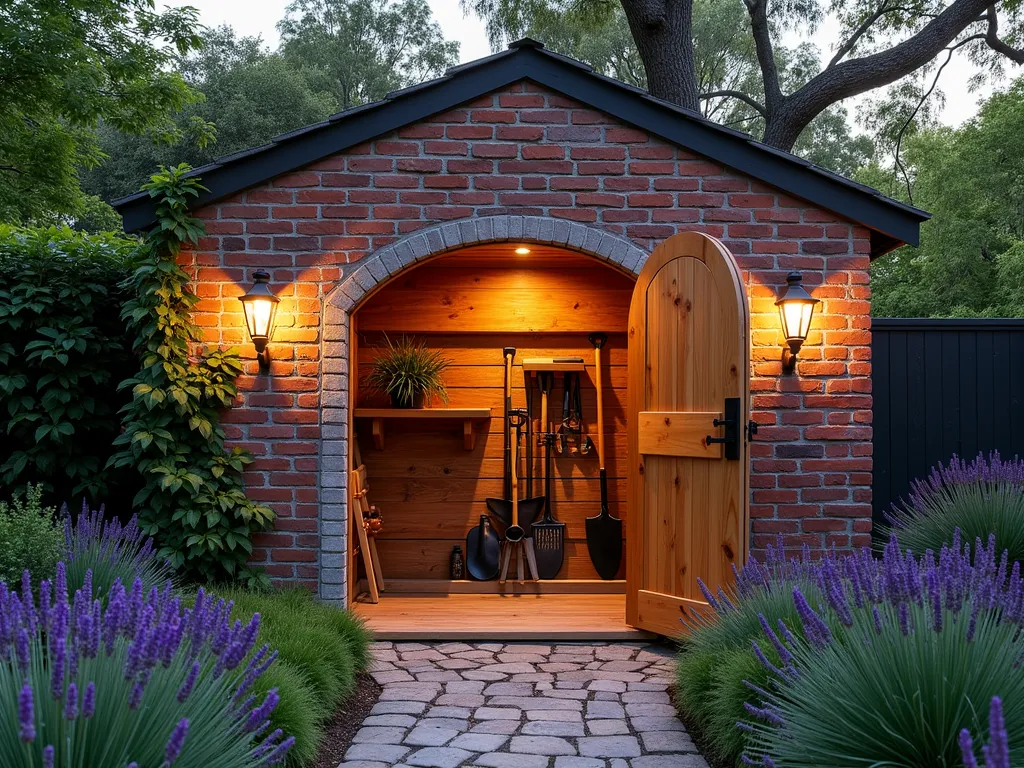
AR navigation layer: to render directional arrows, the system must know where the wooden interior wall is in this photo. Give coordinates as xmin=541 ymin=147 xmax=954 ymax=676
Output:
xmin=352 ymin=246 xmax=634 ymax=582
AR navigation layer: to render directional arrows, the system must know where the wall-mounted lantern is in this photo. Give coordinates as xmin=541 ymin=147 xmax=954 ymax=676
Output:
xmin=239 ymin=269 xmax=280 ymax=373
xmin=775 ymin=272 xmax=819 ymax=374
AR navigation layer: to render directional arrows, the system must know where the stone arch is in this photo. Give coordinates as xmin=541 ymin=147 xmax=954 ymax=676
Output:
xmin=316 ymin=216 xmax=649 ymax=603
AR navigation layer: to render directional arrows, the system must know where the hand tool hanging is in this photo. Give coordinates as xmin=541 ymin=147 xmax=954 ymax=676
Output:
xmin=499 ymin=409 xmax=539 ymax=583
xmin=585 ymin=332 xmax=622 ymax=580
xmin=531 ymin=371 xmax=565 ymax=579
xmin=486 ymin=348 xmax=516 ymax=528
xmin=555 ymin=372 xmax=593 ymax=457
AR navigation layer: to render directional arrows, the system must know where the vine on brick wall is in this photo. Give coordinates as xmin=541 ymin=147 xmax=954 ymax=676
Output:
xmin=109 ymin=164 xmax=274 ymax=585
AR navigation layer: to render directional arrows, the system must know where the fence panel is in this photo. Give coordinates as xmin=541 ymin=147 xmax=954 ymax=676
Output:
xmin=871 ymin=319 xmax=1024 ymax=528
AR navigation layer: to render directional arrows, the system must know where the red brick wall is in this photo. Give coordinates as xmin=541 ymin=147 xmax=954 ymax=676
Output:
xmin=185 ymin=80 xmax=873 ymax=590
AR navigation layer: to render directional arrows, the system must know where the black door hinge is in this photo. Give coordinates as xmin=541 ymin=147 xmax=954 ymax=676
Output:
xmin=706 ymin=397 xmax=741 ymax=460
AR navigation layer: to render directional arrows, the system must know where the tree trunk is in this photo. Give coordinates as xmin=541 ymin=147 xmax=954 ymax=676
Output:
xmin=620 ymin=0 xmax=699 ymax=112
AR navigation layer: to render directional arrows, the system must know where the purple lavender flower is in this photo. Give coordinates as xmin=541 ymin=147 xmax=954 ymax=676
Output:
xmin=164 ymin=718 xmax=189 ymax=764
xmin=264 ymin=735 xmax=296 ymax=766
xmin=960 ymin=697 xmax=1011 ymax=768
xmin=65 ymin=681 xmax=79 ymax=720
xmin=83 ymin=681 xmax=95 ymax=718
xmin=792 ymin=587 xmax=833 ymax=649
xmin=177 ymin=661 xmax=200 ymax=703
xmin=19 ymin=682 xmax=35 ymax=742
xmin=42 ymin=746 xmax=54 ymax=768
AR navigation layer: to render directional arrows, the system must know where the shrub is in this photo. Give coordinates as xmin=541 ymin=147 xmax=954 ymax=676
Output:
xmin=743 ymin=535 xmax=1024 ymax=767
xmin=252 ymin=661 xmax=322 ymax=767
xmin=0 ymin=485 xmax=62 ymax=586
xmin=0 ymin=226 xmax=139 ymax=505
xmin=674 ymin=541 xmax=824 ymax=766
xmin=205 ymin=588 xmax=372 ymax=764
xmin=884 ymin=451 xmax=1024 ymax=565
xmin=0 ymin=565 xmax=294 ymax=767
xmin=62 ymin=500 xmax=174 ymax=599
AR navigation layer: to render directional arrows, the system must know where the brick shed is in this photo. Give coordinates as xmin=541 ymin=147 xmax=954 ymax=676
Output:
xmin=115 ymin=39 xmax=928 ymax=639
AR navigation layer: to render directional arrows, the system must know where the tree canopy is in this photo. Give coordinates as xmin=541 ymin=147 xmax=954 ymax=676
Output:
xmin=869 ymin=76 xmax=1024 ymax=317
xmin=0 ymin=0 xmax=205 ymax=222
xmin=463 ymin=0 xmax=1024 ymax=151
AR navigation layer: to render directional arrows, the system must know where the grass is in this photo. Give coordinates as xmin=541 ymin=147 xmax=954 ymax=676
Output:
xmin=208 ymin=587 xmax=373 ymax=766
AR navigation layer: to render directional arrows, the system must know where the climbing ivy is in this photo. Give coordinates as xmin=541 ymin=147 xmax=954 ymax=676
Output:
xmin=109 ymin=164 xmax=274 ymax=585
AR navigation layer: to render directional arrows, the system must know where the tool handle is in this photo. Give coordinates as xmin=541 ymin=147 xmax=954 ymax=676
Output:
xmin=540 ymin=387 xmax=548 ymax=434
xmin=510 ymin=422 xmax=519 ymax=528
xmin=593 ymin=342 xmax=606 ymax=467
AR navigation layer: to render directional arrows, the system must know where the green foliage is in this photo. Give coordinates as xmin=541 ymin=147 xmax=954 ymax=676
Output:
xmin=0 ymin=486 xmax=62 ymax=587
xmin=252 ymin=660 xmax=322 ymax=766
xmin=745 ymin=600 xmax=1024 ymax=766
xmin=869 ymin=76 xmax=1024 ymax=318
xmin=0 ymin=0 xmax=207 ymax=222
xmin=62 ymin=504 xmax=175 ymax=600
xmin=708 ymin=648 xmax=774 ymax=766
xmin=0 ymin=226 xmax=140 ymax=502
xmin=366 ymin=335 xmax=452 ymax=407
xmin=278 ymin=0 xmax=460 ymax=111
xmin=108 ymin=165 xmax=274 ymax=583
xmin=83 ymin=27 xmax=339 ymax=203
xmin=217 ymin=588 xmax=373 ymax=765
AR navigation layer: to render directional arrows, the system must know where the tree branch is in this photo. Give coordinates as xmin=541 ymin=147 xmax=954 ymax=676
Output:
xmin=763 ymin=0 xmax=992 ymax=148
xmin=984 ymin=4 xmax=1024 ymax=63
xmin=699 ymin=89 xmax=767 ymax=116
xmin=743 ymin=0 xmax=783 ymax=114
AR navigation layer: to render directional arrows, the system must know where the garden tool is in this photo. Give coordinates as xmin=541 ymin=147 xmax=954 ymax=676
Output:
xmin=499 ymin=410 xmax=539 ymax=584
xmin=585 ymin=332 xmax=622 ymax=580
xmin=466 ymin=514 xmax=501 ymax=580
xmin=488 ymin=408 xmax=545 ymax=534
xmin=531 ymin=372 xmax=565 ymax=579
xmin=556 ymin=372 xmax=593 ymax=457
xmin=486 ymin=347 xmax=516 ymax=527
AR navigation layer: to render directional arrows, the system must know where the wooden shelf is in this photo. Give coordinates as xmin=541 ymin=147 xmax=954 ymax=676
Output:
xmin=522 ymin=357 xmax=586 ymax=375
xmin=353 ymin=408 xmax=493 ymax=451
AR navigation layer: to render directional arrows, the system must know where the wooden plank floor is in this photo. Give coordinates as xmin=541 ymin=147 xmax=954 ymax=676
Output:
xmin=353 ymin=593 xmax=655 ymax=640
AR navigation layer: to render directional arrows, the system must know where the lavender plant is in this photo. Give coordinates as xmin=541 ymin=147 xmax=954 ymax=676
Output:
xmin=885 ymin=451 xmax=1024 ymax=566
xmin=0 ymin=564 xmax=294 ymax=766
xmin=742 ymin=534 xmax=1024 ymax=767
xmin=62 ymin=500 xmax=173 ymax=599
xmin=961 ymin=697 xmax=1011 ymax=768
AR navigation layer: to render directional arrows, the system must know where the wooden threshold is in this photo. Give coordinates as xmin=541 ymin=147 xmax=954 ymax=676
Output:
xmin=352 ymin=593 xmax=655 ymax=641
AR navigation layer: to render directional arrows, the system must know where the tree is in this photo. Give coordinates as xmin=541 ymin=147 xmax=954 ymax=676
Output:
xmin=82 ymin=27 xmax=338 ymax=203
xmin=505 ymin=0 xmax=874 ymax=173
xmin=868 ymin=77 xmax=1024 ymax=317
xmin=465 ymin=0 xmax=1024 ymax=150
xmin=278 ymin=0 xmax=460 ymax=110
xmin=0 ymin=0 xmax=204 ymax=222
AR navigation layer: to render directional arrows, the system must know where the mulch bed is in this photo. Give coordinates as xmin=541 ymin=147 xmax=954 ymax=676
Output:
xmin=668 ymin=685 xmax=732 ymax=768
xmin=309 ymin=674 xmax=382 ymax=768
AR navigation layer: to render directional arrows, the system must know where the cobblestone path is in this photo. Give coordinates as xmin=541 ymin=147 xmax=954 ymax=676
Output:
xmin=337 ymin=641 xmax=708 ymax=768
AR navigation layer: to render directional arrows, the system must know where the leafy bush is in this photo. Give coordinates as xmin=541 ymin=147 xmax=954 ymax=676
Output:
xmin=365 ymin=334 xmax=451 ymax=407
xmin=62 ymin=500 xmax=173 ymax=599
xmin=108 ymin=166 xmax=273 ymax=583
xmin=884 ymin=451 xmax=1024 ymax=565
xmin=743 ymin=535 xmax=1024 ymax=767
xmin=0 ymin=226 xmax=139 ymax=504
xmin=1 ymin=565 xmax=294 ymax=767
xmin=206 ymin=588 xmax=372 ymax=765
xmin=0 ymin=485 xmax=62 ymax=586
xmin=674 ymin=541 xmax=824 ymax=765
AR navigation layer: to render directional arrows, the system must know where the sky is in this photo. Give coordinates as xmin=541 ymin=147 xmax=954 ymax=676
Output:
xmin=184 ymin=0 xmax=995 ymax=129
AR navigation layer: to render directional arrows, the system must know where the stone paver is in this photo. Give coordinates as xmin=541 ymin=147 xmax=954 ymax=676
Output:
xmin=337 ymin=641 xmax=707 ymax=768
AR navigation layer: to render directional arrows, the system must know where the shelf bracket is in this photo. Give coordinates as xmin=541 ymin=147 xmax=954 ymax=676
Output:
xmin=371 ymin=418 xmax=384 ymax=451
xmin=464 ymin=419 xmax=475 ymax=451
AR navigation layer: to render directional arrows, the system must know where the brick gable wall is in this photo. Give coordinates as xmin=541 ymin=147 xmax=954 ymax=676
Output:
xmin=185 ymin=81 xmax=873 ymax=593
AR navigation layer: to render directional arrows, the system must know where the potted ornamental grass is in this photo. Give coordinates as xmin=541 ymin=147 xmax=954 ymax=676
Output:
xmin=366 ymin=335 xmax=451 ymax=409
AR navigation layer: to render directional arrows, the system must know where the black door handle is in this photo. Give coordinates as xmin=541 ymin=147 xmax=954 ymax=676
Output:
xmin=705 ymin=398 xmax=741 ymax=460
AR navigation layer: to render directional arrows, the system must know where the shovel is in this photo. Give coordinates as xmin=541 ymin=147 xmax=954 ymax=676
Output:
xmin=466 ymin=514 xmax=501 ymax=580
xmin=487 ymin=348 xmax=515 ymax=528
xmin=499 ymin=411 xmax=540 ymax=583
xmin=532 ymin=371 xmax=565 ymax=579
xmin=585 ymin=332 xmax=622 ymax=580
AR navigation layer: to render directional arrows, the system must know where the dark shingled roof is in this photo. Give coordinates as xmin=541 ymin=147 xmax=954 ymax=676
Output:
xmin=114 ymin=38 xmax=929 ymax=255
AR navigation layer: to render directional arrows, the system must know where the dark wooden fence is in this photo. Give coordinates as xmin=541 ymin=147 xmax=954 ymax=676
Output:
xmin=871 ymin=318 xmax=1024 ymax=528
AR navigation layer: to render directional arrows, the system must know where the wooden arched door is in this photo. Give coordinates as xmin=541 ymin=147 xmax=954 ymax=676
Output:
xmin=626 ymin=232 xmax=750 ymax=637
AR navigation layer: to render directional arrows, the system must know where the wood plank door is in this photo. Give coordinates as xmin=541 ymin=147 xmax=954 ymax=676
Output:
xmin=626 ymin=231 xmax=750 ymax=637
